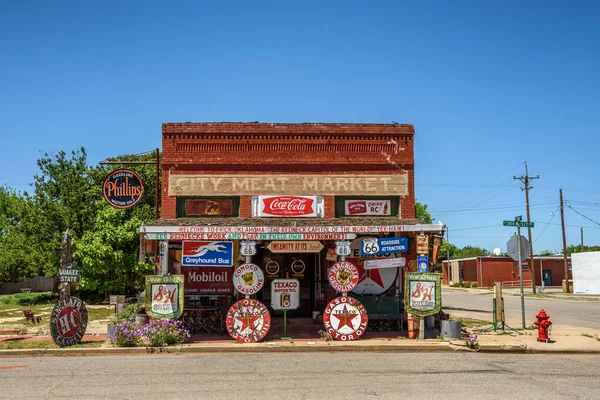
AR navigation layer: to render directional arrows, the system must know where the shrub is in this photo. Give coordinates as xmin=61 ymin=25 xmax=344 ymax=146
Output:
xmin=471 ymin=283 xmax=478 ymax=288
xmin=0 ymin=292 xmax=58 ymax=306
xmin=139 ymin=318 xmax=190 ymax=347
xmin=112 ymin=321 xmax=141 ymax=347
xmin=114 ymin=304 xmax=138 ymax=324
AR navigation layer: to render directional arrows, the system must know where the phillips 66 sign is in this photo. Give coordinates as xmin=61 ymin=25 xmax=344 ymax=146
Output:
xmin=404 ymin=272 xmax=441 ymax=317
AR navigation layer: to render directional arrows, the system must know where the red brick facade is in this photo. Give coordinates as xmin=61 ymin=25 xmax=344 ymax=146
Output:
xmin=161 ymin=122 xmax=415 ymax=219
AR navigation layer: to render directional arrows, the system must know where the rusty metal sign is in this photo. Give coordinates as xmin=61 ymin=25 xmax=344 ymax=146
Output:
xmin=323 ymin=296 xmax=368 ymax=341
xmin=328 ymin=261 xmax=359 ymax=292
xmin=226 ymin=298 xmax=271 ymax=343
xmin=233 ymin=263 xmax=265 ymax=295
xmin=50 ymin=296 xmax=88 ymax=347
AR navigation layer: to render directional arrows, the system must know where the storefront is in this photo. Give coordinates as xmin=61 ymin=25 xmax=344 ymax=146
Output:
xmin=141 ymin=122 xmax=444 ymax=338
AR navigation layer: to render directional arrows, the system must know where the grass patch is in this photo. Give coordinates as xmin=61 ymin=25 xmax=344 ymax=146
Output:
xmin=0 ymin=340 xmax=104 ymax=350
xmin=0 ymin=292 xmax=58 ymax=306
xmin=450 ymin=318 xmax=489 ymax=328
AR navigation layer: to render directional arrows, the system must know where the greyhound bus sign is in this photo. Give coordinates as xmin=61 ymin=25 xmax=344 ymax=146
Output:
xmin=181 ymin=241 xmax=233 ymax=267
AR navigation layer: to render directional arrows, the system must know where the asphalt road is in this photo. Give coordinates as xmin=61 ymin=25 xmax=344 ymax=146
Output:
xmin=1 ymin=353 xmax=599 ymax=400
xmin=442 ymin=289 xmax=600 ymax=329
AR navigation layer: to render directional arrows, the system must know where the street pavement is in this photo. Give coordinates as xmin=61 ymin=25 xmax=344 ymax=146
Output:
xmin=442 ymin=287 xmax=600 ymax=329
xmin=1 ymin=353 xmax=599 ymax=399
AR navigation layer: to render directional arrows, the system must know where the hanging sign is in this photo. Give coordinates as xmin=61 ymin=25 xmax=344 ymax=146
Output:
xmin=267 ymin=241 xmax=324 ymax=253
xmin=404 ymin=272 xmax=441 ymax=317
xmin=363 ymin=257 xmax=406 ymax=270
xmin=416 ymin=235 xmax=429 ymax=254
xmin=103 ymin=169 xmax=144 ymax=209
xmin=182 ymin=266 xmax=233 ymax=295
xmin=328 ymin=261 xmax=359 ymax=292
xmin=360 ymin=237 xmax=408 ymax=256
xmin=417 ymin=255 xmax=429 ymax=272
xmin=226 ymin=298 xmax=271 ymax=343
xmin=145 ymin=275 xmax=184 ymax=319
xmin=291 ymin=259 xmax=305 ymax=278
xmin=264 ymin=260 xmax=280 ymax=277
xmin=344 ymin=200 xmax=391 ymax=216
xmin=58 ymin=262 xmax=81 ymax=283
xmin=270 ymin=279 xmax=300 ymax=310
xmin=253 ymin=196 xmax=322 ymax=217
xmin=181 ymin=241 xmax=233 ymax=267
xmin=50 ymin=296 xmax=88 ymax=347
xmin=233 ymin=263 xmax=265 ymax=295
xmin=323 ymin=296 xmax=368 ymax=341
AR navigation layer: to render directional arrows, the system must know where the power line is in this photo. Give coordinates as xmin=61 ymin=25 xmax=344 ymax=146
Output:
xmin=566 ymin=202 xmax=600 ymax=226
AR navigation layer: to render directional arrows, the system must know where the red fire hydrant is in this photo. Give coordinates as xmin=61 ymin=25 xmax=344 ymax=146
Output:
xmin=534 ymin=309 xmax=552 ymax=343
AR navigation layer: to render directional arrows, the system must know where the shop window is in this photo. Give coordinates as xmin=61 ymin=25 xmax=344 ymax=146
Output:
xmin=176 ymin=196 xmax=240 ymax=218
xmin=334 ymin=196 xmax=400 ymax=217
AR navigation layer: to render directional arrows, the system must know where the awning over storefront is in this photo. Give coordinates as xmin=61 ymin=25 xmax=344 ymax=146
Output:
xmin=141 ymin=218 xmax=445 ymax=241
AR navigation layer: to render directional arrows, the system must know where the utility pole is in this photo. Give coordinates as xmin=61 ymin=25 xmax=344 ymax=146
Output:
xmin=581 ymin=227 xmax=584 ymax=253
xmin=560 ymin=189 xmax=570 ymax=293
xmin=514 ymin=162 xmax=539 ymax=294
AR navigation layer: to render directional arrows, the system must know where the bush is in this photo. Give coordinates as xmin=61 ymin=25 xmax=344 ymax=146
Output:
xmin=111 ymin=321 xmax=141 ymax=347
xmin=139 ymin=318 xmax=190 ymax=347
xmin=471 ymin=283 xmax=478 ymax=288
xmin=114 ymin=303 xmax=138 ymax=324
xmin=0 ymin=292 xmax=58 ymax=306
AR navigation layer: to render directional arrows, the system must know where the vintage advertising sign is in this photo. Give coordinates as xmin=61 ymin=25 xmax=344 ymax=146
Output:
xmin=169 ymin=174 xmax=408 ymax=196
xmin=253 ymin=196 xmax=321 ymax=217
xmin=348 ymin=237 xmax=399 ymax=295
xmin=50 ymin=296 xmax=88 ymax=347
xmin=404 ymin=273 xmax=441 ymax=317
xmin=363 ymin=257 xmax=406 ymax=270
xmin=240 ymin=240 xmax=257 ymax=257
xmin=147 ymin=232 xmax=357 ymax=241
xmin=103 ymin=169 xmax=144 ymax=209
xmin=145 ymin=224 xmax=443 ymax=235
xmin=181 ymin=241 xmax=233 ymax=267
xmin=267 ymin=241 xmax=324 ymax=253
xmin=416 ymin=235 xmax=429 ymax=254
xmin=270 ymin=279 xmax=300 ymax=310
xmin=226 ymin=298 xmax=271 ymax=343
xmin=360 ymin=237 xmax=408 ymax=256
xmin=58 ymin=262 xmax=81 ymax=283
xmin=182 ymin=266 xmax=233 ymax=295
xmin=323 ymin=296 xmax=368 ymax=341
xmin=185 ymin=199 xmax=233 ymax=216
xmin=335 ymin=240 xmax=351 ymax=256
xmin=417 ymin=255 xmax=429 ymax=272
xmin=145 ymin=275 xmax=184 ymax=319
xmin=264 ymin=260 xmax=280 ymax=276
xmin=344 ymin=200 xmax=391 ymax=216
xmin=328 ymin=261 xmax=360 ymax=292
xmin=233 ymin=263 xmax=265 ymax=295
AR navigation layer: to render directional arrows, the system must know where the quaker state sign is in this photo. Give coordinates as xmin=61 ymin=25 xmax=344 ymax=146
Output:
xmin=233 ymin=263 xmax=265 ymax=295
xmin=323 ymin=296 xmax=368 ymax=341
xmin=50 ymin=296 xmax=88 ymax=347
xmin=328 ymin=261 xmax=359 ymax=292
xmin=404 ymin=272 xmax=442 ymax=317
xmin=226 ymin=298 xmax=271 ymax=343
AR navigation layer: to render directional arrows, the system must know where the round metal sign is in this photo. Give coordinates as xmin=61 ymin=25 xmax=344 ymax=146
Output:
xmin=323 ymin=296 xmax=369 ymax=341
xmin=102 ymin=169 xmax=144 ymax=209
xmin=50 ymin=296 xmax=88 ymax=347
xmin=328 ymin=261 xmax=359 ymax=292
xmin=233 ymin=263 xmax=265 ymax=295
xmin=291 ymin=259 xmax=305 ymax=275
xmin=226 ymin=298 xmax=271 ymax=343
xmin=265 ymin=260 xmax=280 ymax=276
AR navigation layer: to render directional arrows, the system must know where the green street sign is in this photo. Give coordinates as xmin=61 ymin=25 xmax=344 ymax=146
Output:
xmin=503 ymin=220 xmax=534 ymax=228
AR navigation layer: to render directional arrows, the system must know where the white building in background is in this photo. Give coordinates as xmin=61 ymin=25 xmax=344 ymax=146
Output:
xmin=572 ymin=251 xmax=600 ymax=294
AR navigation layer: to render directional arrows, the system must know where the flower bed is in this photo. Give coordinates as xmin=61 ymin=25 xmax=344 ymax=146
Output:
xmin=110 ymin=318 xmax=190 ymax=348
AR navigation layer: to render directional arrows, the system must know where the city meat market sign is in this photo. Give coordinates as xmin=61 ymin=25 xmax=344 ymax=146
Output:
xmin=50 ymin=296 xmax=88 ymax=347
xmin=103 ymin=169 xmax=144 ymax=209
xmin=226 ymin=298 xmax=271 ymax=343
xmin=233 ymin=263 xmax=265 ymax=295
xmin=170 ymin=174 xmax=408 ymax=196
xmin=404 ymin=272 xmax=441 ymax=317
xmin=323 ymin=296 xmax=368 ymax=341
xmin=328 ymin=261 xmax=359 ymax=292
xmin=145 ymin=275 xmax=184 ymax=319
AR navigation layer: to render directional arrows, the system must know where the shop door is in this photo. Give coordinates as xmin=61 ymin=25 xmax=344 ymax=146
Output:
xmin=542 ymin=270 xmax=552 ymax=286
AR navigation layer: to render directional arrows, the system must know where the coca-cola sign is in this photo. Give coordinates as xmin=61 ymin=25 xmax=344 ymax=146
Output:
xmin=254 ymin=196 xmax=322 ymax=217
xmin=182 ymin=266 xmax=233 ymax=295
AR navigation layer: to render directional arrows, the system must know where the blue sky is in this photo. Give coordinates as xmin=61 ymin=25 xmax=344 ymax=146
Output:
xmin=1 ymin=1 xmax=599 ymax=253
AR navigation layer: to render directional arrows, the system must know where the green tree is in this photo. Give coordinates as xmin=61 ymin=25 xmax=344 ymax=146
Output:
xmin=566 ymin=244 xmax=600 ymax=255
xmin=454 ymin=245 xmax=490 ymax=259
xmin=415 ymin=200 xmax=433 ymax=223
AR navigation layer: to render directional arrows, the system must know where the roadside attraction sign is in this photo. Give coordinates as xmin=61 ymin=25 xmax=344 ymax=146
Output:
xmin=328 ymin=261 xmax=359 ymax=292
xmin=360 ymin=237 xmax=408 ymax=256
xmin=226 ymin=298 xmax=271 ymax=343
xmin=233 ymin=263 xmax=265 ymax=295
xmin=404 ymin=272 xmax=442 ymax=317
xmin=102 ymin=169 xmax=144 ymax=209
xmin=50 ymin=296 xmax=88 ymax=347
xmin=145 ymin=275 xmax=184 ymax=319
xmin=323 ymin=296 xmax=369 ymax=341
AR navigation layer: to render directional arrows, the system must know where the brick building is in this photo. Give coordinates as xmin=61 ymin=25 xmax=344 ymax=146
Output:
xmin=141 ymin=122 xmax=444 ymax=333
xmin=442 ymin=256 xmax=572 ymax=288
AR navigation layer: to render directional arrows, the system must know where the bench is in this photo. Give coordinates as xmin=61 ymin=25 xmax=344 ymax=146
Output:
xmin=20 ymin=288 xmax=32 ymax=293
xmin=23 ymin=309 xmax=41 ymax=324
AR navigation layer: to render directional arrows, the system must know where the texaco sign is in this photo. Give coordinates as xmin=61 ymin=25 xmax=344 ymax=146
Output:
xmin=233 ymin=263 xmax=265 ymax=295
xmin=323 ymin=296 xmax=368 ymax=341
xmin=328 ymin=261 xmax=359 ymax=292
xmin=50 ymin=296 xmax=88 ymax=347
xmin=226 ymin=298 xmax=271 ymax=343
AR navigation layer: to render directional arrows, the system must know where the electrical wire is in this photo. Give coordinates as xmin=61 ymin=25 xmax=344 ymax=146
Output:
xmin=565 ymin=202 xmax=600 ymax=226
xmin=533 ymin=205 xmax=560 ymax=244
